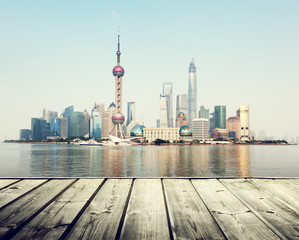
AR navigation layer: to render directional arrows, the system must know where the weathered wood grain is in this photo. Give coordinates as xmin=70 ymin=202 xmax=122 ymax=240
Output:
xmin=0 ymin=179 xmax=47 ymax=209
xmin=0 ymin=180 xmax=20 ymax=190
xmin=222 ymin=178 xmax=299 ymax=240
xmin=11 ymin=179 xmax=104 ymax=240
xmin=252 ymin=179 xmax=299 ymax=212
xmin=163 ymin=179 xmax=225 ymax=240
xmin=192 ymin=179 xmax=280 ymax=240
xmin=65 ymin=179 xmax=132 ymax=240
xmin=0 ymin=179 xmax=76 ymax=239
xmin=120 ymin=179 xmax=169 ymax=240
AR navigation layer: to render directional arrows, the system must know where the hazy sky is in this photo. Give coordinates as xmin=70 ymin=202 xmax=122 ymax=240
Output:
xmin=1 ymin=0 xmax=298 ymax=141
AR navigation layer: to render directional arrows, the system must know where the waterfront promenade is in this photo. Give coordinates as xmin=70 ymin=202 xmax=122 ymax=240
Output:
xmin=0 ymin=178 xmax=298 ymax=239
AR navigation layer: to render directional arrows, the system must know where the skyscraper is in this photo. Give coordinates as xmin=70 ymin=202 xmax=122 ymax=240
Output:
xmin=50 ymin=117 xmax=68 ymax=138
xmin=43 ymin=108 xmax=58 ymax=123
xmin=83 ymin=109 xmax=90 ymax=136
xmin=62 ymin=105 xmax=74 ymax=137
xmin=126 ymin=102 xmax=136 ymax=137
xmin=19 ymin=129 xmax=32 ymax=141
xmin=176 ymin=94 xmax=188 ymax=121
xmin=214 ymin=105 xmax=226 ymax=129
xmin=226 ymin=116 xmax=240 ymax=139
xmin=71 ymin=112 xmax=85 ymax=137
xmin=90 ymin=108 xmax=102 ymax=140
xmin=102 ymin=103 xmax=116 ymax=138
xmin=199 ymin=105 xmax=210 ymax=132
xmin=192 ymin=118 xmax=209 ymax=140
xmin=159 ymin=94 xmax=168 ymax=128
xmin=188 ymin=59 xmax=197 ymax=128
xmin=111 ymin=33 xmax=126 ymax=138
xmin=31 ymin=118 xmax=50 ymax=141
xmin=239 ymin=105 xmax=250 ymax=140
xmin=162 ymin=82 xmax=173 ymax=127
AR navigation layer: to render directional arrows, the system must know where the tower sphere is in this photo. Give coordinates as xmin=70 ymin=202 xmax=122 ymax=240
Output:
xmin=112 ymin=112 xmax=125 ymax=124
xmin=113 ymin=66 xmax=125 ymax=77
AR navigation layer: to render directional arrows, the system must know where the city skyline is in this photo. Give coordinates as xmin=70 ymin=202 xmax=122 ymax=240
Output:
xmin=1 ymin=1 xmax=299 ymax=140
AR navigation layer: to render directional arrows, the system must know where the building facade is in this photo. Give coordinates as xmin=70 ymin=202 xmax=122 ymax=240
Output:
xmin=90 ymin=108 xmax=102 ymax=140
xmin=83 ymin=109 xmax=90 ymax=136
xmin=214 ymin=105 xmax=226 ymax=129
xmin=176 ymin=94 xmax=188 ymax=122
xmin=159 ymin=94 xmax=168 ymax=128
xmin=143 ymin=127 xmax=180 ymax=143
xmin=211 ymin=128 xmax=229 ymax=140
xmin=126 ymin=102 xmax=136 ymax=137
xmin=226 ymin=116 xmax=240 ymax=139
xmin=50 ymin=117 xmax=68 ymax=138
xmin=62 ymin=105 xmax=74 ymax=137
xmin=192 ymin=118 xmax=209 ymax=140
xmin=175 ymin=112 xmax=188 ymax=128
xmin=162 ymin=82 xmax=173 ymax=127
xmin=71 ymin=112 xmax=85 ymax=137
xmin=188 ymin=59 xmax=197 ymax=128
xmin=31 ymin=118 xmax=50 ymax=141
xmin=102 ymin=103 xmax=116 ymax=138
xmin=19 ymin=129 xmax=32 ymax=141
xmin=43 ymin=108 xmax=58 ymax=123
xmin=239 ymin=105 xmax=250 ymax=140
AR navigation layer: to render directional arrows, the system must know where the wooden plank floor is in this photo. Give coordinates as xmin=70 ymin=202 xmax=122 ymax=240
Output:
xmin=0 ymin=178 xmax=298 ymax=240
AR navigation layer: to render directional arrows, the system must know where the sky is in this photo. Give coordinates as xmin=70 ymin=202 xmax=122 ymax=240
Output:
xmin=0 ymin=0 xmax=298 ymax=141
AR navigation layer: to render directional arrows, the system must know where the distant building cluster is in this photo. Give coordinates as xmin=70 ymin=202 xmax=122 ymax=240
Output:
xmin=157 ymin=60 xmax=251 ymax=142
xmin=19 ymin=35 xmax=253 ymax=143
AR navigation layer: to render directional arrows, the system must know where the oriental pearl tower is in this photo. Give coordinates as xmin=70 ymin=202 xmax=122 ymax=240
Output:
xmin=109 ymin=34 xmax=126 ymax=139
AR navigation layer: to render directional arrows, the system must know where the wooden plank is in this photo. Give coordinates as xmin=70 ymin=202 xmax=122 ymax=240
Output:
xmin=120 ymin=179 xmax=169 ymax=240
xmin=0 ymin=179 xmax=20 ymax=190
xmin=65 ymin=179 xmax=132 ymax=240
xmin=163 ymin=179 xmax=225 ymax=239
xmin=0 ymin=179 xmax=75 ymax=239
xmin=222 ymin=178 xmax=299 ymax=240
xmin=191 ymin=179 xmax=280 ymax=240
xmin=0 ymin=179 xmax=47 ymax=209
xmin=252 ymin=179 xmax=299 ymax=212
xmin=11 ymin=179 xmax=104 ymax=240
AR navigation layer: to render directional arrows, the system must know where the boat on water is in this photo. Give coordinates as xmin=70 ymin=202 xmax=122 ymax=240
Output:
xmin=101 ymin=135 xmax=139 ymax=146
xmin=79 ymin=139 xmax=102 ymax=146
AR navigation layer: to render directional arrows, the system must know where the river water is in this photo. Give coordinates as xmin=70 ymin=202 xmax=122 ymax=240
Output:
xmin=0 ymin=143 xmax=298 ymax=177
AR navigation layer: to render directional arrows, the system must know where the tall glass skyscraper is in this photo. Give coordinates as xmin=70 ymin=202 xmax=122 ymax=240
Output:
xmin=50 ymin=118 xmax=68 ymax=138
xmin=71 ymin=112 xmax=85 ymax=137
xmin=31 ymin=118 xmax=50 ymax=141
xmin=90 ymin=108 xmax=102 ymax=140
xmin=126 ymin=102 xmax=136 ymax=137
xmin=162 ymin=82 xmax=173 ymax=127
xmin=62 ymin=105 xmax=74 ymax=137
xmin=214 ymin=105 xmax=226 ymax=129
xmin=188 ymin=60 xmax=197 ymax=128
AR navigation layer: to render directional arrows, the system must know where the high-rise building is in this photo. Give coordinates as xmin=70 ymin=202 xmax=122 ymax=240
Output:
xmin=102 ymin=103 xmax=116 ymax=138
xmin=126 ymin=102 xmax=136 ymax=137
xmin=50 ymin=117 xmax=68 ymax=138
xmin=226 ymin=116 xmax=240 ymax=139
xmin=176 ymin=94 xmax=188 ymax=121
xmin=239 ymin=105 xmax=250 ymax=140
xmin=19 ymin=129 xmax=32 ymax=141
xmin=90 ymin=108 xmax=102 ymax=140
xmin=175 ymin=112 xmax=188 ymax=128
xmin=31 ymin=118 xmax=50 ymax=141
xmin=192 ymin=118 xmax=209 ymax=140
xmin=111 ymin=33 xmax=126 ymax=138
xmin=214 ymin=105 xmax=226 ymax=129
xmin=71 ymin=112 xmax=85 ymax=137
xmin=62 ymin=105 xmax=74 ymax=137
xmin=159 ymin=94 xmax=168 ymax=128
xmin=162 ymin=82 xmax=173 ymax=127
xmin=188 ymin=59 xmax=197 ymax=128
xmin=43 ymin=108 xmax=58 ymax=123
xmin=199 ymin=105 xmax=210 ymax=132
xmin=83 ymin=109 xmax=90 ymax=136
